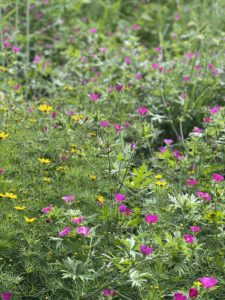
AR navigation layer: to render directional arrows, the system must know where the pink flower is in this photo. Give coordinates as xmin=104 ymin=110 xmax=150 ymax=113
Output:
xmin=124 ymin=121 xmax=130 ymax=128
xmin=124 ymin=57 xmax=131 ymax=65
xmin=59 ymin=226 xmax=71 ymax=237
xmin=159 ymin=146 xmax=167 ymax=153
xmin=3 ymin=41 xmax=11 ymax=48
xmin=89 ymin=28 xmax=97 ymax=33
xmin=114 ymin=193 xmax=126 ymax=202
xmin=175 ymin=14 xmax=181 ymax=20
xmin=102 ymin=289 xmax=114 ymax=297
xmin=164 ymin=139 xmax=173 ymax=145
xmin=186 ymin=178 xmax=197 ymax=186
xmin=192 ymin=127 xmax=203 ymax=133
xmin=209 ymin=105 xmax=221 ymax=115
xmin=151 ymin=63 xmax=159 ymax=70
xmin=33 ymin=54 xmax=42 ymax=64
xmin=118 ymin=204 xmax=132 ymax=215
xmin=212 ymin=173 xmax=224 ymax=182
xmin=12 ymin=46 xmax=21 ymax=53
xmin=173 ymin=292 xmax=187 ymax=300
xmin=137 ymin=106 xmax=149 ymax=115
xmin=145 ymin=214 xmax=158 ymax=224
xmin=183 ymin=76 xmax=190 ymax=82
xmin=71 ymin=216 xmax=84 ymax=224
xmin=135 ymin=73 xmax=142 ymax=80
xmin=172 ymin=149 xmax=182 ymax=160
xmin=0 ymin=168 xmax=4 ymax=174
xmin=66 ymin=110 xmax=74 ymax=116
xmin=88 ymin=93 xmax=100 ymax=102
xmin=154 ymin=47 xmax=161 ymax=52
xmin=139 ymin=244 xmax=154 ymax=256
xmin=1 ymin=293 xmax=12 ymax=300
xmin=196 ymin=191 xmax=211 ymax=202
xmin=189 ymin=288 xmax=198 ymax=299
xmin=203 ymin=117 xmax=212 ymax=123
xmin=132 ymin=24 xmax=140 ymax=30
xmin=199 ymin=277 xmax=218 ymax=288
xmin=190 ymin=226 xmax=201 ymax=233
xmin=114 ymin=124 xmax=123 ymax=133
xmin=99 ymin=120 xmax=110 ymax=127
xmin=41 ymin=205 xmax=53 ymax=214
xmin=183 ymin=234 xmax=195 ymax=244
xmin=62 ymin=194 xmax=75 ymax=203
xmin=185 ymin=52 xmax=194 ymax=59
xmin=194 ymin=65 xmax=201 ymax=70
xmin=99 ymin=47 xmax=107 ymax=53
xmin=76 ymin=226 xmax=90 ymax=236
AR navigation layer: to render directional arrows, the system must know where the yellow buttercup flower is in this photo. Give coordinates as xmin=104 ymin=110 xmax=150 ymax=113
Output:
xmin=38 ymin=158 xmax=51 ymax=164
xmin=0 ymin=192 xmax=17 ymax=199
xmin=38 ymin=104 xmax=52 ymax=112
xmin=0 ymin=131 xmax=8 ymax=140
xmin=89 ymin=175 xmax=97 ymax=181
xmin=154 ymin=174 xmax=162 ymax=179
xmin=72 ymin=114 xmax=84 ymax=122
xmin=96 ymin=195 xmax=105 ymax=204
xmin=88 ymin=131 xmax=96 ymax=137
xmin=14 ymin=206 xmax=26 ymax=211
xmin=193 ymin=281 xmax=202 ymax=287
xmin=24 ymin=217 xmax=37 ymax=223
xmin=43 ymin=177 xmax=52 ymax=182
xmin=155 ymin=181 xmax=167 ymax=186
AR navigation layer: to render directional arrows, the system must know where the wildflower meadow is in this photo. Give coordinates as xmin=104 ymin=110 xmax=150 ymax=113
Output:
xmin=0 ymin=0 xmax=225 ymax=299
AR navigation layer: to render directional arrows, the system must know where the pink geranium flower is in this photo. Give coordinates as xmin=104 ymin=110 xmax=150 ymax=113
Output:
xmin=71 ymin=216 xmax=84 ymax=224
xmin=76 ymin=226 xmax=90 ymax=236
xmin=62 ymin=194 xmax=75 ymax=203
xmin=114 ymin=124 xmax=123 ymax=133
xmin=183 ymin=234 xmax=195 ymax=243
xmin=99 ymin=120 xmax=110 ymax=127
xmin=139 ymin=244 xmax=154 ymax=256
xmin=173 ymin=292 xmax=187 ymax=300
xmin=114 ymin=193 xmax=126 ymax=202
xmin=12 ymin=46 xmax=21 ymax=53
xmin=124 ymin=57 xmax=131 ymax=65
xmin=102 ymin=289 xmax=114 ymax=297
xmin=189 ymin=288 xmax=198 ymax=299
xmin=59 ymin=226 xmax=71 ymax=237
xmin=0 ymin=168 xmax=4 ymax=174
xmin=41 ymin=205 xmax=53 ymax=214
xmin=1 ymin=292 xmax=12 ymax=300
xmin=132 ymin=24 xmax=140 ymax=30
xmin=164 ymin=139 xmax=173 ymax=145
xmin=186 ymin=178 xmax=197 ymax=186
xmin=190 ymin=226 xmax=201 ymax=233
xmin=199 ymin=277 xmax=218 ymax=288
xmin=88 ymin=93 xmax=100 ymax=102
xmin=89 ymin=28 xmax=97 ymax=33
xmin=145 ymin=214 xmax=158 ymax=224
xmin=192 ymin=127 xmax=203 ymax=133
xmin=3 ymin=41 xmax=11 ymax=48
xmin=209 ymin=105 xmax=221 ymax=115
xmin=212 ymin=173 xmax=224 ymax=182
xmin=118 ymin=204 xmax=132 ymax=215
xmin=137 ymin=106 xmax=149 ymax=115
xmin=196 ymin=191 xmax=212 ymax=202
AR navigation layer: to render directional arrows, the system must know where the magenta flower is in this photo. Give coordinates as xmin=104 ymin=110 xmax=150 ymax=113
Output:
xmin=124 ymin=57 xmax=131 ymax=65
xmin=173 ymin=292 xmax=187 ymax=300
xmin=189 ymin=288 xmax=198 ymax=298
xmin=71 ymin=216 xmax=84 ymax=224
xmin=62 ymin=194 xmax=75 ymax=203
xmin=199 ymin=277 xmax=218 ymax=288
xmin=209 ymin=105 xmax=221 ymax=115
xmin=132 ymin=24 xmax=140 ymax=30
xmin=0 ymin=168 xmax=4 ymax=174
xmin=118 ymin=204 xmax=132 ymax=215
xmin=185 ymin=52 xmax=194 ymax=59
xmin=102 ymin=289 xmax=114 ymax=297
xmin=114 ymin=193 xmax=126 ymax=202
xmin=192 ymin=127 xmax=203 ymax=133
xmin=183 ymin=76 xmax=190 ymax=82
xmin=114 ymin=124 xmax=123 ymax=133
xmin=99 ymin=120 xmax=110 ymax=127
xmin=203 ymin=117 xmax=212 ymax=123
xmin=183 ymin=234 xmax=195 ymax=244
xmin=159 ymin=146 xmax=167 ymax=153
xmin=139 ymin=244 xmax=154 ymax=256
xmin=194 ymin=65 xmax=201 ymax=70
xmin=212 ymin=173 xmax=224 ymax=182
xmin=124 ymin=121 xmax=131 ymax=128
xmin=88 ymin=93 xmax=100 ymax=102
xmin=1 ymin=292 xmax=12 ymax=300
xmin=33 ymin=54 xmax=42 ymax=64
xmin=3 ymin=41 xmax=11 ymax=48
xmin=186 ymin=178 xmax=197 ymax=186
xmin=145 ymin=214 xmax=158 ymax=224
xmin=12 ymin=46 xmax=21 ymax=53
xmin=59 ymin=226 xmax=72 ymax=237
xmin=89 ymin=28 xmax=97 ymax=33
xmin=66 ymin=110 xmax=74 ymax=116
xmin=41 ymin=205 xmax=53 ymax=214
xmin=135 ymin=73 xmax=142 ymax=80
xmin=151 ymin=63 xmax=159 ymax=70
xmin=172 ymin=149 xmax=182 ymax=160
xmin=137 ymin=106 xmax=149 ymax=116
xmin=190 ymin=226 xmax=201 ymax=233
xmin=196 ymin=191 xmax=212 ymax=202
xmin=76 ymin=226 xmax=90 ymax=236
xmin=164 ymin=139 xmax=173 ymax=145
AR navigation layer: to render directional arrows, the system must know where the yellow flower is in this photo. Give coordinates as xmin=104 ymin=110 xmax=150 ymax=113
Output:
xmin=28 ymin=118 xmax=37 ymax=123
xmin=0 ymin=66 xmax=7 ymax=72
xmin=38 ymin=158 xmax=51 ymax=164
xmin=72 ymin=114 xmax=84 ymax=122
xmin=155 ymin=181 xmax=167 ymax=186
xmin=88 ymin=131 xmax=96 ymax=137
xmin=14 ymin=206 xmax=26 ymax=211
xmin=38 ymin=104 xmax=53 ymax=112
xmin=0 ymin=131 xmax=8 ymax=140
xmin=64 ymin=85 xmax=73 ymax=91
xmin=1 ymin=192 xmax=17 ymax=199
xmin=154 ymin=174 xmax=162 ymax=179
xmin=24 ymin=217 xmax=37 ymax=223
xmin=193 ymin=281 xmax=202 ymax=287
xmin=96 ymin=195 xmax=105 ymax=204
xmin=89 ymin=175 xmax=97 ymax=181
xmin=42 ymin=177 xmax=52 ymax=182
